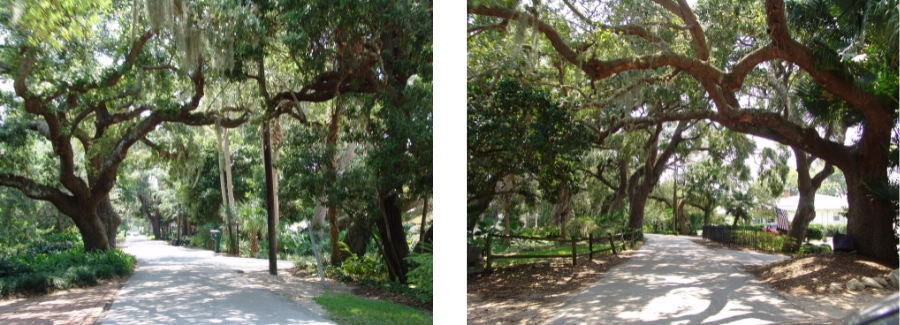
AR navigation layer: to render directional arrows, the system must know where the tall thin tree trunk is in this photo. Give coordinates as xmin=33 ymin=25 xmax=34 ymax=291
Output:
xmin=325 ymin=103 xmax=343 ymax=265
xmin=262 ymin=120 xmax=278 ymax=274
xmin=419 ymin=197 xmax=428 ymax=245
xmin=553 ymin=184 xmax=570 ymax=238
xmin=501 ymin=175 xmax=514 ymax=245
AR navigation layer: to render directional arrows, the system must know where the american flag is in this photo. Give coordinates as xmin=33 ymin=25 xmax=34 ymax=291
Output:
xmin=776 ymin=207 xmax=790 ymax=232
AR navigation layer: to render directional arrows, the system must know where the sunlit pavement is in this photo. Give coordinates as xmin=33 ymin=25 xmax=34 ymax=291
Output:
xmin=99 ymin=235 xmax=334 ymax=324
xmin=543 ymin=234 xmax=810 ymax=325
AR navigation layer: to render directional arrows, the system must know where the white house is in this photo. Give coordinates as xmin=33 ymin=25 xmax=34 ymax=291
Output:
xmin=775 ymin=194 xmax=848 ymax=227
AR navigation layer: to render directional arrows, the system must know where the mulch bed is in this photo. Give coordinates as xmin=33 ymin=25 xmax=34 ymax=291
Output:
xmin=742 ymin=254 xmax=896 ymax=294
xmin=691 ymin=238 xmax=896 ymax=294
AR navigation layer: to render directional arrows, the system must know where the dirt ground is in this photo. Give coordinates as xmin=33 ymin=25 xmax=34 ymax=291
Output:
xmin=467 ymin=243 xmax=642 ymax=324
xmin=693 ymin=238 xmax=899 ymax=320
xmin=0 ymin=278 xmax=127 ymax=325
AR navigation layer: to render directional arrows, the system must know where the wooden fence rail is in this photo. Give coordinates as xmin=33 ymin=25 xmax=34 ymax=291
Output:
xmin=486 ymin=230 xmax=642 ymax=269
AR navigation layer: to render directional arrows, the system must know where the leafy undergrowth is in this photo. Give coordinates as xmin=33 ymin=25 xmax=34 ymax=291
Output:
xmin=0 ymin=246 xmax=135 ymax=299
xmin=742 ymin=254 xmax=896 ymax=295
xmin=314 ymin=292 xmax=433 ymax=325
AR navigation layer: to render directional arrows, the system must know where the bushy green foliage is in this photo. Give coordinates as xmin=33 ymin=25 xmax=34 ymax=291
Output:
xmin=517 ymin=225 xmax=561 ymax=238
xmin=805 ymin=225 xmax=824 ymax=241
xmin=823 ymin=224 xmax=847 ymax=237
xmin=0 ymin=247 xmax=135 ymax=297
xmin=405 ymin=244 xmax=432 ymax=304
xmin=730 ymin=230 xmax=791 ymax=253
xmin=798 ymin=244 xmax=832 ymax=256
xmin=335 ymin=244 xmax=389 ymax=285
xmin=278 ymin=228 xmax=313 ymax=258
xmin=565 ymin=217 xmax=598 ymax=239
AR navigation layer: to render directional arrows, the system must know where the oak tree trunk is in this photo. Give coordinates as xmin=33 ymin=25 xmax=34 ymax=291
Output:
xmin=843 ymin=150 xmax=898 ymax=265
xmin=97 ymin=197 xmax=120 ymax=248
xmin=782 ymin=147 xmax=833 ymax=253
xmin=73 ymin=211 xmax=110 ymax=252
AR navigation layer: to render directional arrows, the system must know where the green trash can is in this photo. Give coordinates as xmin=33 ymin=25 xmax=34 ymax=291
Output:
xmin=210 ymin=229 xmax=222 ymax=253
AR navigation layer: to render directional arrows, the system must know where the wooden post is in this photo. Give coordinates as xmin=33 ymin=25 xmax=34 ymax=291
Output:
xmin=571 ymin=238 xmax=577 ymax=266
xmin=620 ymin=232 xmax=626 ymax=251
xmin=486 ymin=234 xmax=493 ymax=270
xmin=589 ymin=234 xmax=593 ymax=261
xmin=609 ymin=233 xmax=617 ymax=255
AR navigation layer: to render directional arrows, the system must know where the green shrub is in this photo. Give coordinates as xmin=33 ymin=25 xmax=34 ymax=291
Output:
xmin=0 ymin=247 xmax=135 ymax=298
xmin=565 ymin=217 xmax=598 ymax=239
xmin=805 ymin=225 xmax=824 ymax=241
xmin=823 ymin=224 xmax=847 ymax=237
xmin=337 ymin=248 xmax=389 ymax=284
xmin=798 ymin=244 xmax=832 ymax=256
xmin=191 ymin=224 xmax=217 ymax=249
xmin=731 ymin=230 xmax=785 ymax=252
xmin=405 ymin=244 xmax=433 ymax=304
xmin=517 ymin=225 xmax=560 ymax=238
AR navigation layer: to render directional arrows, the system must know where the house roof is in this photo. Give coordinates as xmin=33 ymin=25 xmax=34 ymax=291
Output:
xmin=776 ymin=194 xmax=848 ymax=211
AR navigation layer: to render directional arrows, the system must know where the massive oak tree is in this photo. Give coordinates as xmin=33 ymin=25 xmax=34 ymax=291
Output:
xmin=469 ymin=0 xmax=898 ymax=263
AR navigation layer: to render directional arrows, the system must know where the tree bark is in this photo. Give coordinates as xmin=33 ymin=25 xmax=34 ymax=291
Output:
xmin=375 ymin=192 xmax=410 ymax=283
xmin=501 ymin=175 xmax=514 ymax=245
xmin=628 ymin=122 xmax=688 ymax=230
xmin=324 ymin=104 xmax=344 ymax=266
xmin=138 ymin=194 xmax=161 ymax=239
xmin=262 ymin=120 xmax=279 ymax=275
xmin=552 ymin=184 xmax=570 ymax=238
xmin=72 ymin=212 xmax=111 ymax=251
xmin=97 ymin=196 xmax=121 ymax=248
xmin=782 ymin=147 xmax=834 ymax=253
xmin=843 ymin=141 xmax=897 ymax=265
xmin=418 ymin=197 xmax=428 ymax=245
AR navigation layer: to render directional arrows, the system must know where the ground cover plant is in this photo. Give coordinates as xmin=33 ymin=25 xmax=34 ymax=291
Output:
xmin=314 ymin=292 xmax=433 ymax=325
xmin=0 ymin=235 xmax=135 ymax=298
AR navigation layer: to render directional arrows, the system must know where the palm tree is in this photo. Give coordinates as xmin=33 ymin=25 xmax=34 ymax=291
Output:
xmin=238 ymin=200 xmax=268 ymax=256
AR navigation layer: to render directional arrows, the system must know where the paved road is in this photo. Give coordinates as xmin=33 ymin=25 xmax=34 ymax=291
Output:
xmin=544 ymin=234 xmax=811 ymax=325
xmin=100 ymin=235 xmax=333 ymax=324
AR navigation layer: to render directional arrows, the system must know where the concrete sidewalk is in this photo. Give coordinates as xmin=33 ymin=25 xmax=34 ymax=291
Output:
xmin=544 ymin=234 xmax=811 ymax=325
xmin=99 ymin=235 xmax=333 ymax=324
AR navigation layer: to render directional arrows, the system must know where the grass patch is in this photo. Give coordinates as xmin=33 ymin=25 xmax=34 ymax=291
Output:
xmin=314 ymin=292 xmax=432 ymax=325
